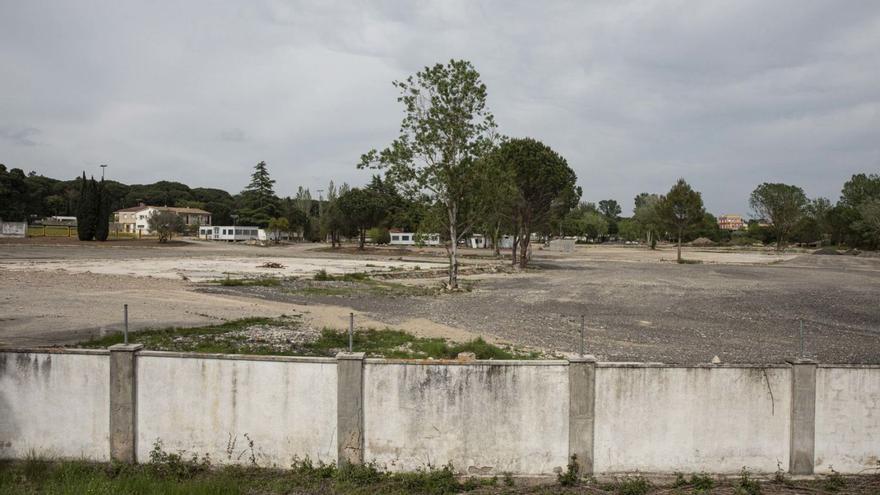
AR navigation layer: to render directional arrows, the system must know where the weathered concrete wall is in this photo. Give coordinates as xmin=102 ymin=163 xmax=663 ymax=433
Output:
xmin=593 ymin=365 xmax=791 ymax=474
xmin=0 ymin=350 xmax=110 ymax=460
xmin=814 ymin=365 xmax=880 ymax=473
xmin=363 ymin=360 xmax=570 ymax=475
xmin=135 ymin=352 xmax=337 ymax=466
xmin=2 ymin=347 xmax=879 ymax=476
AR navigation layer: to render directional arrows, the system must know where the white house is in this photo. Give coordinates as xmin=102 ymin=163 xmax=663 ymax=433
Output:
xmin=115 ymin=205 xmax=211 ymax=234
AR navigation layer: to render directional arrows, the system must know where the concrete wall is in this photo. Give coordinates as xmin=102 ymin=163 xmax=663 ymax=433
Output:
xmin=363 ymin=361 xmax=569 ymax=475
xmin=0 ymin=350 xmax=110 ymax=460
xmin=1 ymin=348 xmax=878 ymax=475
xmin=136 ymin=352 xmax=337 ymax=466
xmin=815 ymin=365 xmax=880 ymax=473
xmin=594 ymin=365 xmax=791 ymax=474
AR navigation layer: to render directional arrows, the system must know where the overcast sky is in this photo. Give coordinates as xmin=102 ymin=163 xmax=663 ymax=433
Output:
xmin=1 ymin=1 xmax=878 ymax=215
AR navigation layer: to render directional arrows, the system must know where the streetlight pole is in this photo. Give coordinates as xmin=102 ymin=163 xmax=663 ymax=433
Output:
xmin=100 ymin=164 xmax=108 ymax=180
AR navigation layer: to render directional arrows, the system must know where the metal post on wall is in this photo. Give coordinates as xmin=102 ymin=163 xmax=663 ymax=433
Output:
xmin=580 ymin=314 xmax=585 ymax=357
xmin=799 ymin=319 xmax=805 ymax=358
xmin=349 ymin=313 xmax=354 ymax=352
xmin=123 ymin=304 xmax=129 ymax=344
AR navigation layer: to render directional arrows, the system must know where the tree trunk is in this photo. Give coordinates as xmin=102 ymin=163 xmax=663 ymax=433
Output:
xmin=448 ymin=205 xmax=459 ymax=289
xmin=677 ymin=228 xmax=682 ymax=263
xmin=493 ymin=222 xmax=501 ymax=257
xmin=359 ymin=228 xmax=365 ymax=250
xmin=519 ymin=221 xmax=531 ymax=269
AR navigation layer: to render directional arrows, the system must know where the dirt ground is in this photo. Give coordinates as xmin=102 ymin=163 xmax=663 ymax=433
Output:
xmin=1 ymin=239 xmax=878 ymax=364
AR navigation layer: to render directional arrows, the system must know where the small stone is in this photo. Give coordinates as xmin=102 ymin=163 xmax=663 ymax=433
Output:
xmin=457 ymin=352 xmax=476 ymax=361
xmin=711 ymin=355 xmax=721 ymax=364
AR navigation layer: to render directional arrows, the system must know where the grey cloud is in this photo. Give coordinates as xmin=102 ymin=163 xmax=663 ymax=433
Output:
xmin=0 ymin=126 xmax=41 ymax=146
xmin=0 ymin=0 xmax=878 ymax=214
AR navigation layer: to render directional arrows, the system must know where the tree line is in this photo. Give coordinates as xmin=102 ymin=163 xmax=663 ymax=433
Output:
xmin=2 ymin=59 xmax=878 ymax=280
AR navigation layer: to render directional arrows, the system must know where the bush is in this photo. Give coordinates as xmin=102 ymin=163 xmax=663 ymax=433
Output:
xmin=557 ymin=454 xmax=580 ymax=486
xmin=368 ymin=227 xmax=390 ymax=245
xmin=735 ymin=467 xmax=762 ymax=495
xmin=613 ymin=475 xmax=651 ymax=495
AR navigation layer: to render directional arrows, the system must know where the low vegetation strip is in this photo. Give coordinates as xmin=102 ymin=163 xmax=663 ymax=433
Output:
xmin=2 ymin=455 xmax=877 ymax=495
xmin=76 ymin=317 xmax=538 ymax=359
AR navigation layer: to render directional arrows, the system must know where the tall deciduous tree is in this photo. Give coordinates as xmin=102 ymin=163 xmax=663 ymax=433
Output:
xmin=492 ymin=138 xmax=579 ymax=268
xmin=633 ymin=193 xmax=661 ymax=249
xmin=657 ymin=179 xmax=705 ymax=262
xmin=359 ymin=59 xmax=497 ymax=289
xmin=598 ymin=199 xmax=622 ymax=236
xmin=749 ymin=183 xmax=807 ymax=251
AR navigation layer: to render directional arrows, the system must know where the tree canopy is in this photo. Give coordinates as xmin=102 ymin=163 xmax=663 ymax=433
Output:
xmin=657 ymin=179 xmax=705 ymax=262
xmin=749 ymin=183 xmax=808 ymax=251
xmin=359 ymin=59 xmax=497 ymax=288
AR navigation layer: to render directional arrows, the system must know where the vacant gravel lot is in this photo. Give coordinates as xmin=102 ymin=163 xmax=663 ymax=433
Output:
xmin=2 ymin=240 xmax=878 ymax=364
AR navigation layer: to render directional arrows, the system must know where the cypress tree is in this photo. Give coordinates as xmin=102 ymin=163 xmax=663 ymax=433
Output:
xmin=75 ymin=172 xmax=94 ymax=240
xmin=95 ymin=178 xmax=111 ymax=241
xmin=76 ymin=174 xmax=99 ymax=240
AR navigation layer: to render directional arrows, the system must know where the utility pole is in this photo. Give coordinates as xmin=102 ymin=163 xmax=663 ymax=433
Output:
xmin=100 ymin=164 xmax=108 ymax=180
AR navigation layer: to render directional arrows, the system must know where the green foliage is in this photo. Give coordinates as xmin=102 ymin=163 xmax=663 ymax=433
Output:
xmin=147 ymin=210 xmax=186 ymax=243
xmin=368 ymin=226 xmax=390 ymax=244
xmin=490 ymin=137 xmax=580 ymax=267
xmin=613 ymin=475 xmax=652 ymax=495
xmin=657 ymin=178 xmax=705 ymax=261
xmin=690 ymin=473 xmax=715 ymax=490
xmin=562 ymin=202 xmax=608 ymax=240
xmin=95 ymin=178 xmax=111 ymax=241
xmin=557 ymin=455 xmax=580 ymax=486
xmin=749 ymin=183 xmax=808 ymax=251
xmin=217 ymin=277 xmax=281 ymax=287
xmin=76 ymin=173 xmax=98 ymax=240
xmin=237 ymin=161 xmax=279 ymax=227
xmin=337 ymin=186 xmax=388 ymax=249
xmin=267 ymin=217 xmax=290 ymax=243
xmin=359 ymin=59 xmax=498 ymax=288
xmin=148 ymin=440 xmax=212 ymax=480
xmin=735 ymin=467 xmax=762 ymax=495
xmin=823 ymin=467 xmax=846 ymax=492
xmin=599 ymin=199 xmax=622 ymax=235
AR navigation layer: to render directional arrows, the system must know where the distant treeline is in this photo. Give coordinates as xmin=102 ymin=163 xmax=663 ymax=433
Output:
xmin=0 ymin=164 xmax=237 ymax=225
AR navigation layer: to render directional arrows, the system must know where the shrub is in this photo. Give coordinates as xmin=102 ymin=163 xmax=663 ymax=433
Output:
xmin=823 ymin=467 xmax=846 ymax=492
xmin=614 ymin=475 xmax=651 ymax=495
xmin=314 ymin=269 xmax=332 ymax=281
xmin=557 ymin=454 xmax=580 ymax=486
xmin=735 ymin=467 xmax=761 ymax=495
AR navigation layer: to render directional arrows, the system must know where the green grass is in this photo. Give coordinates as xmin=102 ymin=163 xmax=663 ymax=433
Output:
xmin=214 ymin=277 xmax=282 ymax=287
xmin=75 ymin=318 xmax=539 ymax=359
xmin=2 ymin=458 xmax=877 ymax=495
xmin=290 ymin=278 xmax=440 ymax=298
xmin=305 ymin=329 xmax=538 ymax=360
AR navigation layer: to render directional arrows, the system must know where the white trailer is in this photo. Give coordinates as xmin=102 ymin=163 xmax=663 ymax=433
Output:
xmin=389 ymin=232 xmax=441 ymax=246
xmin=199 ymin=226 xmax=260 ymax=242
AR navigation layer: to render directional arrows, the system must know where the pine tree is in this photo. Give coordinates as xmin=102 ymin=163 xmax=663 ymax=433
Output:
xmin=238 ymin=161 xmax=279 ymax=227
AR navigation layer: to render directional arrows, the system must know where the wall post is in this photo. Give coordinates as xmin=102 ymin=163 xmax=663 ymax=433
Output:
xmin=337 ymin=352 xmax=366 ymax=466
xmin=109 ymin=343 xmax=143 ymax=463
xmin=568 ymin=355 xmax=597 ymax=476
xmin=787 ymin=358 xmax=817 ymax=475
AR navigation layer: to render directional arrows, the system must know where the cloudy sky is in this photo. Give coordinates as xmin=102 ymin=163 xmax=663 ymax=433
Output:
xmin=1 ymin=1 xmax=878 ymax=214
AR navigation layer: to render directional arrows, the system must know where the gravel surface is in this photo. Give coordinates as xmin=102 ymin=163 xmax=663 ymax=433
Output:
xmin=2 ymin=241 xmax=878 ymax=364
xmin=202 ymin=253 xmax=880 ymax=364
